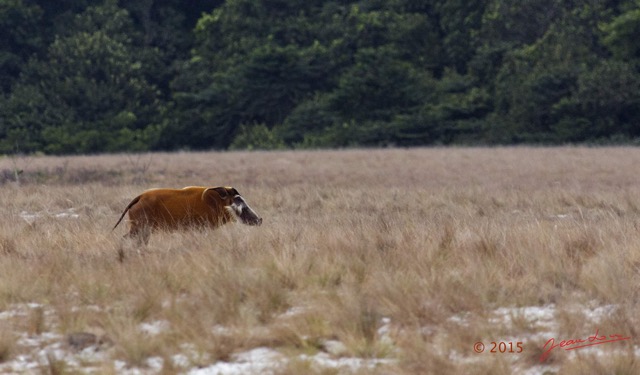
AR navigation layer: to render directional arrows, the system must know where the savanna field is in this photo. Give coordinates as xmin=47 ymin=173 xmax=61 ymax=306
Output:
xmin=0 ymin=147 xmax=639 ymax=374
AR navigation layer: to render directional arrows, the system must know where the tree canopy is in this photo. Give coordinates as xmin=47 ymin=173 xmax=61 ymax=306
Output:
xmin=1 ymin=0 xmax=639 ymax=154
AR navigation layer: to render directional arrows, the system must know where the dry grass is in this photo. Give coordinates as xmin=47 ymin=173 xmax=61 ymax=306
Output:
xmin=0 ymin=147 xmax=639 ymax=373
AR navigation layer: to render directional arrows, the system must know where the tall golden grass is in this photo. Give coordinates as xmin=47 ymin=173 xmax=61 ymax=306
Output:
xmin=0 ymin=147 xmax=638 ymax=374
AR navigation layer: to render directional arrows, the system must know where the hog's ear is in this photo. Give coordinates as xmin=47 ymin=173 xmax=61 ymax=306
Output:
xmin=202 ymin=187 xmax=229 ymax=204
xmin=210 ymin=187 xmax=229 ymax=198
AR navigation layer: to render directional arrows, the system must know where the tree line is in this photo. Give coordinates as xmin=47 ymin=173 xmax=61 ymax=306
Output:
xmin=1 ymin=0 xmax=639 ymax=154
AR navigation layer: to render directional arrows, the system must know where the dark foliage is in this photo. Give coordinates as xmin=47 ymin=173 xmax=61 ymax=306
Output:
xmin=1 ymin=0 xmax=639 ymax=154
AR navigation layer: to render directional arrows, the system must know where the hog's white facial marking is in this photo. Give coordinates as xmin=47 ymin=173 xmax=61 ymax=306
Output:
xmin=229 ymin=195 xmax=262 ymax=226
xmin=231 ymin=196 xmax=246 ymax=216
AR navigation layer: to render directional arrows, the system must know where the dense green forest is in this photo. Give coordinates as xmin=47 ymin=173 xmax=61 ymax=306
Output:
xmin=1 ymin=0 xmax=639 ymax=154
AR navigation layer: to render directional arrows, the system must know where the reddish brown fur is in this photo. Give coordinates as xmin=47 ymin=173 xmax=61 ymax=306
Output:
xmin=113 ymin=186 xmax=241 ymax=245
